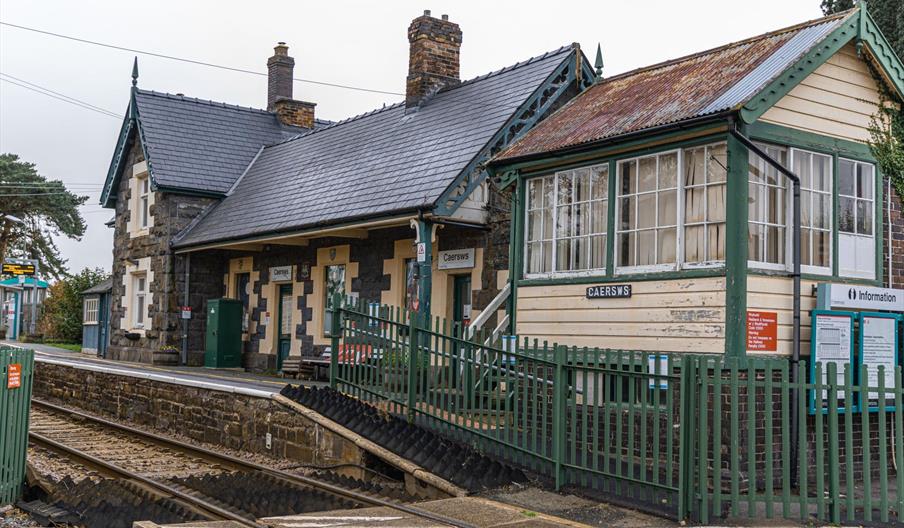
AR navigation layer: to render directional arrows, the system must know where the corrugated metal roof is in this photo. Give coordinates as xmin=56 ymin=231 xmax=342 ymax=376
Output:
xmin=496 ymin=10 xmax=852 ymax=162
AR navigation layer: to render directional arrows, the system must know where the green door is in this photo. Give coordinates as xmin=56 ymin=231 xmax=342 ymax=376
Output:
xmin=452 ymin=275 xmax=472 ymax=327
xmin=277 ymin=284 xmax=293 ymax=371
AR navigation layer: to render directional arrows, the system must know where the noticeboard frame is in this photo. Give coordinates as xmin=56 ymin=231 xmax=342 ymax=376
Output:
xmin=809 ymin=310 xmax=856 ymax=415
xmin=857 ymin=311 xmax=901 ymax=413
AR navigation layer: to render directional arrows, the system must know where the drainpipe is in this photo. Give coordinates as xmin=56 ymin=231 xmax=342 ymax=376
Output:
xmin=181 ymin=253 xmax=190 ymax=365
xmin=888 ymin=178 xmax=893 ymax=288
xmin=729 ymin=126 xmax=802 ymax=487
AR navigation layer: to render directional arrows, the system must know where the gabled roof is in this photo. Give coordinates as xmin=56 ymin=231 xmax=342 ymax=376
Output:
xmin=100 ymin=90 xmax=331 ymax=206
xmin=81 ymin=278 xmax=113 ymax=295
xmin=494 ymin=9 xmax=863 ymax=162
xmin=173 ymin=45 xmax=589 ymax=248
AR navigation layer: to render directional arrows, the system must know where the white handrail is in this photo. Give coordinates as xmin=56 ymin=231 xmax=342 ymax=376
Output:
xmin=466 ymin=282 xmax=511 ymax=339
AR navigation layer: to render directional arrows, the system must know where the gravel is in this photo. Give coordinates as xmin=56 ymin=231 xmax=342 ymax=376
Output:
xmin=0 ymin=506 xmax=40 ymax=528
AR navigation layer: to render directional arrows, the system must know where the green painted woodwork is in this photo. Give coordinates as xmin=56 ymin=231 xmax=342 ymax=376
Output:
xmin=748 ymin=122 xmax=875 ymax=161
xmin=0 ymin=347 xmax=34 ymax=507
xmin=858 ymin=5 xmax=904 ymax=100
xmin=204 ymin=298 xmax=243 ymax=368
xmin=725 ymin=132 xmax=749 ymax=360
xmin=517 ymin=267 xmax=725 ymax=288
xmin=416 ymin=219 xmax=433 ymax=320
xmin=605 ymin=159 xmax=617 ymax=277
xmin=740 ymin=15 xmax=859 ymax=124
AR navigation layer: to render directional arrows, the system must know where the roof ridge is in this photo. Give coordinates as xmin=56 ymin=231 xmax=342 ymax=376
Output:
xmin=263 ymin=44 xmax=575 ymax=149
xmin=136 ymin=89 xmax=275 ymax=116
xmin=599 ymin=9 xmax=854 ymax=84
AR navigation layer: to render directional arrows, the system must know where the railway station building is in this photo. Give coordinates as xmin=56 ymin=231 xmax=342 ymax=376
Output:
xmin=98 ymin=11 xmax=593 ymax=369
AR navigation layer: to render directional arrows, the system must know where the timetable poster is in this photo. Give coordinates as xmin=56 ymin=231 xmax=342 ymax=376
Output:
xmin=860 ymin=315 xmax=898 ymax=408
xmin=813 ymin=313 xmax=853 ymax=406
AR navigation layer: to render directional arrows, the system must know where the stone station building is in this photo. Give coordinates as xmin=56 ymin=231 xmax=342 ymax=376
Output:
xmin=99 ymin=11 xmax=593 ymax=370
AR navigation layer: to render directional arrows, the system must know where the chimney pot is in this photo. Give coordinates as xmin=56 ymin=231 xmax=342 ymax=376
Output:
xmin=406 ymin=12 xmax=462 ymax=108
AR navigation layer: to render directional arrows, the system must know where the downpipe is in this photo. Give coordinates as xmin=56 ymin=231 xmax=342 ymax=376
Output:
xmin=729 ymin=126 xmax=802 ymax=488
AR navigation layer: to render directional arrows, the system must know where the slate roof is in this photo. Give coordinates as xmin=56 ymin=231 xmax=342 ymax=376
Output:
xmin=82 ymin=278 xmax=113 ymax=295
xmin=173 ymin=46 xmax=576 ymax=248
xmin=133 ymin=90 xmax=331 ymax=196
xmin=494 ymin=10 xmax=854 ymax=162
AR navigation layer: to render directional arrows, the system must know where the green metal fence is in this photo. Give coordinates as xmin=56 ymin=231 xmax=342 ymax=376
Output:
xmin=685 ymin=355 xmax=903 ymax=524
xmin=328 ymin=299 xmax=902 ymax=523
xmin=330 ymin=299 xmax=690 ymax=516
xmin=0 ymin=347 xmax=34 ymax=506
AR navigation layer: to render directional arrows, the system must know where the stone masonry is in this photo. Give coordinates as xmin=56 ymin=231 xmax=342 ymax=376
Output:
xmin=406 ymin=11 xmax=462 ymax=108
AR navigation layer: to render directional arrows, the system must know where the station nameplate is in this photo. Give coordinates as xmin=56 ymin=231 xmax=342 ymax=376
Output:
xmin=586 ymin=284 xmax=632 ymax=299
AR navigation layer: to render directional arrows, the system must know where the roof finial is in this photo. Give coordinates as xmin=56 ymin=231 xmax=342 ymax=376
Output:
xmin=594 ymin=44 xmax=604 ymax=80
xmin=131 ymin=57 xmax=139 ymax=88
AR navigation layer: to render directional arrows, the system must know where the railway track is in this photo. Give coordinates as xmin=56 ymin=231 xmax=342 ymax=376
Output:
xmin=28 ymin=399 xmax=477 ymax=528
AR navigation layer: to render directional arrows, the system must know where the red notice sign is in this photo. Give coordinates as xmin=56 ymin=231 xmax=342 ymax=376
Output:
xmin=746 ymin=311 xmax=778 ymax=352
xmin=7 ymin=363 xmax=21 ymax=389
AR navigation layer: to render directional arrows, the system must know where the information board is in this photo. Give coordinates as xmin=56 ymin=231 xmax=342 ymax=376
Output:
xmin=746 ymin=311 xmax=778 ymax=352
xmin=859 ymin=313 xmax=900 ymax=412
xmin=810 ymin=310 xmax=855 ymax=413
xmin=7 ymin=363 xmax=21 ymax=389
xmin=2 ymin=262 xmax=35 ymax=276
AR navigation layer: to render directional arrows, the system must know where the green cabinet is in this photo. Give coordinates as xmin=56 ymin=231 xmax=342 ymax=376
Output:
xmin=205 ymin=298 xmax=243 ymax=368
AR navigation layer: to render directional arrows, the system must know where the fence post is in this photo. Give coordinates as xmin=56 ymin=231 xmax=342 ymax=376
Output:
xmin=407 ymin=310 xmax=419 ymax=423
xmin=678 ymin=355 xmax=697 ymax=521
xmin=552 ymin=345 xmax=567 ymax=490
xmin=329 ymin=294 xmax=341 ymax=389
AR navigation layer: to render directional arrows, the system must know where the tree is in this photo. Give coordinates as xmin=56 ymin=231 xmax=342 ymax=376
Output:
xmin=0 ymin=154 xmax=88 ymax=279
xmin=39 ymin=267 xmax=109 ymax=343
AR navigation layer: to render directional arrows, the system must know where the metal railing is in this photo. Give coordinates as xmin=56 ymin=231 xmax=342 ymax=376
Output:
xmin=0 ymin=346 xmax=34 ymax=506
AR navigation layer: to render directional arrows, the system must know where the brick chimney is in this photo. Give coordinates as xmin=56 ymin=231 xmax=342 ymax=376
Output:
xmin=406 ymin=11 xmax=462 ymax=108
xmin=267 ymin=42 xmax=316 ymax=128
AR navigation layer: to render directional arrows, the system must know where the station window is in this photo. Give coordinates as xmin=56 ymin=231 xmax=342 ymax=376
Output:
xmin=617 ymin=151 xmax=678 ymax=271
xmin=524 ymin=165 xmax=608 ymax=275
xmin=838 ymin=159 xmax=875 ymax=279
xmin=683 ymin=143 xmax=727 ymax=266
xmin=132 ymin=273 xmax=147 ymax=328
xmin=83 ymin=298 xmax=99 ymax=325
xmin=323 ymin=264 xmax=346 ymax=336
xmin=748 ymin=144 xmax=788 ymax=269
xmin=794 ymin=149 xmax=832 ymax=273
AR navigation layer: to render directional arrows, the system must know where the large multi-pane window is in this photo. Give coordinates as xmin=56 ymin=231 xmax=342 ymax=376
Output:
xmin=793 ymin=150 xmax=832 ymax=272
xmin=524 ymin=165 xmax=608 ymax=275
xmin=617 ymin=152 xmax=678 ymax=270
xmin=839 ymin=158 xmax=875 ymax=278
xmin=683 ymin=144 xmax=727 ymax=265
xmin=748 ymin=145 xmax=788 ymax=268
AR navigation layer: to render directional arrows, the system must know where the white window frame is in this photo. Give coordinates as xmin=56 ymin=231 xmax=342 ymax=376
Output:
xmin=615 ymin=149 xmax=682 ymax=275
xmin=838 ymin=157 xmax=876 ymax=279
xmin=132 ymin=273 xmax=147 ymax=329
xmin=523 ymin=164 xmax=609 ymax=279
xmin=748 ymin=143 xmax=791 ymax=272
xmin=681 ymin=143 xmax=728 ymax=270
xmin=83 ymin=297 xmax=99 ymax=325
xmin=791 ymin=148 xmax=833 ymax=276
xmin=138 ymin=175 xmax=150 ymax=229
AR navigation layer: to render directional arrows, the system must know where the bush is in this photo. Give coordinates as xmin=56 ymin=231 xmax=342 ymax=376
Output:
xmin=39 ymin=267 xmax=109 ymax=343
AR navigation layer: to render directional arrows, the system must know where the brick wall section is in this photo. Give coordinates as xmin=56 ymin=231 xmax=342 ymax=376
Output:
xmin=107 ymin=140 xmax=221 ymax=363
xmin=33 ymin=362 xmax=364 ymax=468
xmin=406 ymin=12 xmax=462 ymax=107
xmin=273 ymin=99 xmax=316 ymax=129
xmin=882 ymin=176 xmax=904 ymax=288
xmin=267 ymin=43 xmax=294 ymax=111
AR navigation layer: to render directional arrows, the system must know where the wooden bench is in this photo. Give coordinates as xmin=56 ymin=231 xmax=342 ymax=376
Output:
xmin=280 ymin=358 xmax=303 ymax=379
xmin=300 ymin=352 xmax=332 ymax=381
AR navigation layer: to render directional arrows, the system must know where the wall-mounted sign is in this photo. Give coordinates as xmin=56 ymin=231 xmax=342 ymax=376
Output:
xmin=438 ymin=248 xmax=475 ymax=270
xmin=817 ymin=283 xmax=904 ymax=312
xmin=416 ymin=243 xmax=427 ymax=263
xmin=270 ymin=266 xmax=292 ymax=282
xmin=180 ymin=306 xmax=192 ymax=319
xmin=298 ymin=263 xmax=311 ymax=280
xmin=810 ymin=310 xmax=855 ymax=413
xmin=746 ymin=311 xmax=778 ymax=352
xmin=2 ymin=261 xmax=35 ymax=276
xmin=7 ymin=363 xmax=21 ymax=389
xmin=859 ymin=312 xmax=900 ymax=411
xmin=585 ymin=284 xmax=632 ymax=299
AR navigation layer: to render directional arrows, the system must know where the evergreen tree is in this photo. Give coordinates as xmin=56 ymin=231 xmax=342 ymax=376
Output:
xmin=0 ymin=154 xmax=88 ymax=279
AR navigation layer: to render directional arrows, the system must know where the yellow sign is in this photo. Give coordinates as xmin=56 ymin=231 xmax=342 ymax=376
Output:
xmin=2 ymin=262 xmax=36 ymax=276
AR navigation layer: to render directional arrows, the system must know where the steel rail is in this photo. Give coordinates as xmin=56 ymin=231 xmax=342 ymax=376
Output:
xmin=30 ymin=399 xmax=477 ymax=528
xmin=28 ymin=431 xmax=263 ymax=528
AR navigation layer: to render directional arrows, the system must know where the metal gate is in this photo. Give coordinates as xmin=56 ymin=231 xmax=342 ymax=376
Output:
xmin=0 ymin=347 xmax=34 ymax=506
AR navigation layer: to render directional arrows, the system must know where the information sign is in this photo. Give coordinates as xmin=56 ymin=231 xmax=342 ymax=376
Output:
xmin=7 ymin=363 xmax=21 ymax=389
xmin=859 ymin=312 xmax=900 ymax=412
xmin=810 ymin=310 xmax=855 ymax=413
xmin=746 ymin=311 xmax=778 ymax=352
xmin=269 ymin=266 xmax=292 ymax=282
xmin=2 ymin=261 xmax=35 ymax=276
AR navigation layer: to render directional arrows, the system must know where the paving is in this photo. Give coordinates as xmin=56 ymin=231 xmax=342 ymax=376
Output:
xmin=2 ymin=340 xmax=325 ymax=395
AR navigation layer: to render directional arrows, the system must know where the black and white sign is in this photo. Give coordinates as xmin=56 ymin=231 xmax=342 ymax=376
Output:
xmin=860 ymin=314 xmax=898 ymax=406
xmin=811 ymin=312 xmax=854 ymax=410
xmin=586 ymin=284 xmax=632 ymax=299
xmin=820 ymin=283 xmax=904 ymax=311
xmin=438 ymin=248 xmax=475 ymax=270
xmin=270 ymin=266 xmax=292 ymax=282
xmin=416 ymin=243 xmax=427 ymax=263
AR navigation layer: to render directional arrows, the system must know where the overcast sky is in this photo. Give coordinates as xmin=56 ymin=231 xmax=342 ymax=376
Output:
xmin=0 ymin=0 xmax=824 ymax=274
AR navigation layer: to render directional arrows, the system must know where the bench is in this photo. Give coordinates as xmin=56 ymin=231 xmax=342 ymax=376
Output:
xmin=280 ymin=358 xmax=303 ymax=379
xmin=300 ymin=352 xmax=332 ymax=381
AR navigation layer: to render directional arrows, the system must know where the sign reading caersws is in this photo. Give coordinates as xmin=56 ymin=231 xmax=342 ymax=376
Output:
xmin=818 ymin=283 xmax=904 ymax=311
xmin=586 ymin=284 xmax=632 ymax=299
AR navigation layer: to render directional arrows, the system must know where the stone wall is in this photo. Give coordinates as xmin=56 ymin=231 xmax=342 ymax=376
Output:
xmin=33 ymin=361 xmax=363 ymax=468
xmin=107 ymin=140 xmax=220 ymax=363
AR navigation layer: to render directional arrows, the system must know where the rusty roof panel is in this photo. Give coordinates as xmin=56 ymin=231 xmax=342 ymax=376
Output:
xmin=496 ymin=11 xmax=852 ymax=162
